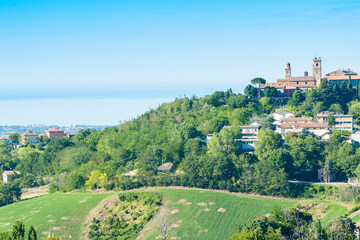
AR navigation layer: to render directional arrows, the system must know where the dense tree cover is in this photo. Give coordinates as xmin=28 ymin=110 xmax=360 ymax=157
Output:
xmin=244 ymin=85 xmax=257 ymax=98
xmin=251 ymin=77 xmax=266 ymax=98
xmin=287 ymin=78 xmax=359 ymax=116
xmin=1 ymin=90 xmax=285 ymax=195
xmin=1 ymin=83 xmax=360 ymax=201
xmin=0 ymin=180 xmax=21 ymax=207
xmin=230 ymin=206 xmax=356 ymax=240
xmin=8 ymin=133 xmax=20 ymax=145
xmin=263 ymin=86 xmax=278 ymax=97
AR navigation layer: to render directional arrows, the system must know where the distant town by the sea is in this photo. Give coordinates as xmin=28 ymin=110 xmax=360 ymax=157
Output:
xmin=0 ymin=124 xmax=110 ymax=137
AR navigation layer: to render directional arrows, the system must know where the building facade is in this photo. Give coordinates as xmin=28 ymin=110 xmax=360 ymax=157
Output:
xmin=316 ymin=111 xmax=353 ymax=131
xmin=21 ymin=131 xmax=39 ymax=144
xmin=326 ymin=69 xmax=360 ymax=87
xmin=45 ymin=128 xmax=66 ymax=140
xmin=238 ymin=121 xmax=260 ymax=152
xmin=260 ymin=57 xmax=322 ymax=96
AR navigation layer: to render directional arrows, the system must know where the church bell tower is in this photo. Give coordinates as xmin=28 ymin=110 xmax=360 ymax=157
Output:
xmin=313 ymin=57 xmax=322 ymax=86
xmin=285 ymin=62 xmax=291 ymax=79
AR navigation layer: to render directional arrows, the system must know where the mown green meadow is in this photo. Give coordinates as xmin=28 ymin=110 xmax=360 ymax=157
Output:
xmin=0 ymin=188 xmax=350 ymax=240
xmin=0 ymin=192 xmax=113 ymax=239
xmin=141 ymin=188 xmax=297 ymax=240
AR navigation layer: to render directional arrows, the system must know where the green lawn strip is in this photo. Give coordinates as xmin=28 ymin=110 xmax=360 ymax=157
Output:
xmin=351 ymin=211 xmax=360 ymax=223
xmin=319 ymin=203 xmax=348 ymax=224
xmin=0 ymin=193 xmax=113 ymax=239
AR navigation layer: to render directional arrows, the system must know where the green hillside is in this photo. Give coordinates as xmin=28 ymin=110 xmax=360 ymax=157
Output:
xmin=0 ymin=192 xmax=113 ymax=239
xmin=0 ymin=188 xmax=346 ymax=240
xmin=140 ymin=188 xmax=349 ymax=239
xmin=140 ymin=188 xmax=298 ymax=240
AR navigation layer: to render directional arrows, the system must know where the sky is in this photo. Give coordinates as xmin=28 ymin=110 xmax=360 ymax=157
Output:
xmin=1 ymin=0 xmax=360 ymax=95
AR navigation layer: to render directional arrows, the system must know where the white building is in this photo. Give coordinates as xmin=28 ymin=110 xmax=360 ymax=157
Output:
xmin=347 ymin=132 xmax=360 ymax=146
xmin=2 ymin=170 xmax=21 ymax=183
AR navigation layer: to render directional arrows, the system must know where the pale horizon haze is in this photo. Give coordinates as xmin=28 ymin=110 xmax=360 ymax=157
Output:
xmin=1 ymin=0 xmax=360 ymax=125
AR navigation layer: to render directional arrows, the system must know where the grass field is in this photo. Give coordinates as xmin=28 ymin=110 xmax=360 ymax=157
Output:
xmin=0 ymin=188 xmax=349 ymax=240
xmin=140 ymin=189 xmax=342 ymax=240
xmin=320 ymin=203 xmax=348 ymax=224
xmin=0 ymin=192 xmax=113 ymax=239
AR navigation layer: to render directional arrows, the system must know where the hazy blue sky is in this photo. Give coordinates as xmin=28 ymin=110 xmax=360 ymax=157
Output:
xmin=1 ymin=0 xmax=360 ymax=93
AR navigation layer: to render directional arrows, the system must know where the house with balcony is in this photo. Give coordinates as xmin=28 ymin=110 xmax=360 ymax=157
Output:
xmin=316 ymin=111 xmax=353 ymax=131
xmin=238 ymin=121 xmax=260 ymax=152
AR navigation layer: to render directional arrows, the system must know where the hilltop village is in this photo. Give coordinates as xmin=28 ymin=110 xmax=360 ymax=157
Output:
xmin=206 ymin=58 xmax=358 ymax=157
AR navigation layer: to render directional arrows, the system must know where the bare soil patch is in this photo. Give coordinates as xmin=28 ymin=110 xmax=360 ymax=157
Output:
xmin=217 ymin=208 xmax=226 ymax=213
xmin=177 ymin=199 xmax=186 ymax=204
xmin=21 ymin=185 xmax=49 ymax=200
xmin=171 ymin=209 xmax=179 ymax=214
xmin=52 ymin=226 xmax=66 ymax=231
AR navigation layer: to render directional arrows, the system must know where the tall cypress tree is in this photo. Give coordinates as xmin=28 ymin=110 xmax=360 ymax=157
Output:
xmin=340 ymin=81 xmax=348 ymax=108
xmin=333 ymin=83 xmax=341 ymax=104
xmin=28 ymin=225 xmax=37 ymax=240
xmin=12 ymin=220 xmax=25 ymax=240
xmin=347 ymin=76 xmax=354 ymax=101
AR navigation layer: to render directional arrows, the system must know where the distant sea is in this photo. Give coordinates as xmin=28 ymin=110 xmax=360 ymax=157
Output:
xmin=0 ymin=86 xmax=245 ymax=126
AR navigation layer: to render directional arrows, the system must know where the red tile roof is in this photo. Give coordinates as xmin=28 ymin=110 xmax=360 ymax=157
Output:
xmin=327 ymin=75 xmax=360 ymax=80
xmin=283 ymin=117 xmax=313 ymax=122
xmin=22 ymin=131 xmax=38 ymax=136
xmin=3 ymin=170 xmax=21 ymax=175
xmin=45 ymin=128 xmax=64 ymax=133
xmin=281 ymin=122 xmax=329 ymax=129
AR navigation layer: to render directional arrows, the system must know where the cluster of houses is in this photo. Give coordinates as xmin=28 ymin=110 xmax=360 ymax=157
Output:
xmin=205 ymin=111 xmax=356 ymax=153
xmin=1 ymin=128 xmax=78 ymax=183
xmin=0 ymin=128 xmax=77 ymax=148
